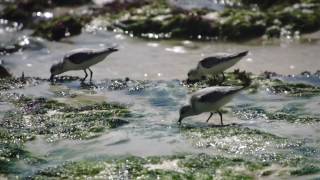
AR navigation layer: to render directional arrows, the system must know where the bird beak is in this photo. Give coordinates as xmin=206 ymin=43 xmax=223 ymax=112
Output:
xmin=177 ymin=116 xmax=183 ymax=125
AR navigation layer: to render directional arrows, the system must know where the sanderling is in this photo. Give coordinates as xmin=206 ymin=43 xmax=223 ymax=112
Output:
xmin=178 ymin=86 xmax=243 ymax=125
xmin=187 ymin=51 xmax=248 ymax=82
xmin=50 ymin=47 xmax=118 ymax=82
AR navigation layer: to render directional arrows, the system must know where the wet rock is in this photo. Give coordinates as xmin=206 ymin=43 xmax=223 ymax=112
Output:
xmin=33 ymin=15 xmax=90 ymax=41
xmin=219 ymin=9 xmax=267 ymax=40
xmin=52 ymin=0 xmax=92 ymax=6
xmin=267 ymin=80 xmax=320 ymax=97
xmin=0 ymin=5 xmax=30 ymax=24
xmin=273 ymin=3 xmax=320 ymax=33
xmin=240 ymin=0 xmax=300 ymax=9
xmin=314 ymin=70 xmax=320 ymax=76
xmin=301 ymin=71 xmax=312 ymax=76
xmin=95 ymin=0 xmax=320 ymax=40
xmin=265 ymin=25 xmax=281 ymax=38
xmin=0 ymin=65 xmax=11 ymax=79
xmin=0 ymin=0 xmax=52 ymax=25
xmin=0 ymin=44 xmax=21 ymax=55
xmin=101 ymin=0 xmax=150 ymax=12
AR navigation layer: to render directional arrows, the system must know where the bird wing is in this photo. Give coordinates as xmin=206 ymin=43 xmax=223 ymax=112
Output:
xmin=199 ymin=56 xmax=222 ymax=68
xmin=196 ymin=86 xmax=242 ymax=103
xmin=199 ymin=51 xmax=248 ymax=69
xmin=66 ymin=51 xmax=98 ymax=64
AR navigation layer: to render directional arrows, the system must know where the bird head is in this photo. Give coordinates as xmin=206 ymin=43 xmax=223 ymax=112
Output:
xmin=178 ymin=105 xmax=194 ymax=125
xmin=187 ymin=69 xmax=202 ymax=81
xmin=49 ymin=63 xmax=64 ymax=81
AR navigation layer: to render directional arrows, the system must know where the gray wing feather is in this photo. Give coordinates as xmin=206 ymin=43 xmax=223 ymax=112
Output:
xmin=66 ymin=51 xmax=98 ymax=64
xmin=199 ymin=56 xmax=223 ymax=68
xmin=66 ymin=48 xmax=112 ymax=64
xmin=197 ymin=87 xmax=242 ymax=103
xmin=198 ymin=91 xmax=228 ymax=103
xmin=199 ymin=51 xmax=248 ymax=69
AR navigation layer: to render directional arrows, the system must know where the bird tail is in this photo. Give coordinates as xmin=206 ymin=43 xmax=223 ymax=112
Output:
xmin=233 ymin=50 xmax=249 ymax=59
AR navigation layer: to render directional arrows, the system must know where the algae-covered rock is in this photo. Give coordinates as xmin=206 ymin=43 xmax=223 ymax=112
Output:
xmin=266 ymin=79 xmax=320 ymax=97
xmin=291 ymin=165 xmax=320 ymax=176
xmin=0 ymin=128 xmax=42 ymax=174
xmin=233 ymin=103 xmax=320 ymax=123
xmin=0 ymin=5 xmax=30 ymax=24
xmin=0 ymin=77 xmax=41 ymax=91
xmin=31 ymin=154 xmax=268 ymax=179
xmin=95 ymin=0 xmax=320 ymax=40
xmin=240 ymin=0 xmax=300 ymax=9
xmin=30 ymin=153 xmax=320 ymax=179
xmin=273 ymin=3 xmax=320 ymax=33
xmin=0 ymin=95 xmax=132 ymax=141
xmin=181 ymin=125 xmax=302 ymax=159
xmin=219 ymin=9 xmax=267 ymax=40
xmin=33 ymin=15 xmax=89 ymax=41
xmin=52 ymin=0 xmax=92 ymax=6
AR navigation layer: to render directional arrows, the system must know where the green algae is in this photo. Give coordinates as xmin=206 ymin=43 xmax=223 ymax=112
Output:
xmin=233 ymin=104 xmax=320 ymax=123
xmin=33 ymin=15 xmax=90 ymax=41
xmin=181 ymin=125 xmax=303 ymax=161
xmin=0 ymin=128 xmax=43 ymax=174
xmin=219 ymin=9 xmax=267 ymax=40
xmin=34 ymin=161 xmax=105 ymax=179
xmin=291 ymin=165 xmax=320 ymax=176
xmin=96 ymin=0 xmax=320 ymax=40
xmin=180 ymin=126 xmax=320 ymax=178
xmin=1 ymin=99 xmax=131 ymax=141
xmin=0 ymin=4 xmax=31 ymax=24
xmin=267 ymin=81 xmax=320 ymax=97
xmin=31 ymin=154 xmax=269 ymax=179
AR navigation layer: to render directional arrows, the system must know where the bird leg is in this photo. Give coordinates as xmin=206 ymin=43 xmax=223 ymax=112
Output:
xmin=88 ymin=68 xmax=93 ymax=82
xmin=217 ymin=111 xmax=223 ymax=125
xmin=206 ymin=112 xmax=214 ymax=123
xmin=82 ymin=69 xmax=88 ymax=82
xmin=221 ymin=72 xmax=225 ymax=82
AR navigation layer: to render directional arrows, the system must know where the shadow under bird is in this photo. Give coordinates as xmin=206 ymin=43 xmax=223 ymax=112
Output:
xmin=187 ymin=51 xmax=248 ymax=82
xmin=50 ymin=47 xmax=118 ymax=82
xmin=178 ymin=86 xmax=243 ymax=125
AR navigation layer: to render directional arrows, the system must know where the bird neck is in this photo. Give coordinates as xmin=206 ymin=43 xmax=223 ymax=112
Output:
xmin=57 ymin=61 xmax=68 ymax=74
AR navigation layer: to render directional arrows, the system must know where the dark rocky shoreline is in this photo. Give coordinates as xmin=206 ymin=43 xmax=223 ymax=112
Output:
xmin=1 ymin=0 xmax=320 ymax=41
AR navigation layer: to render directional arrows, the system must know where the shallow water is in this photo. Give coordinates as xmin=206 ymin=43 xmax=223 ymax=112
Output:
xmin=2 ymin=28 xmax=320 ymax=81
xmin=1 ymin=23 xmax=320 ymax=177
